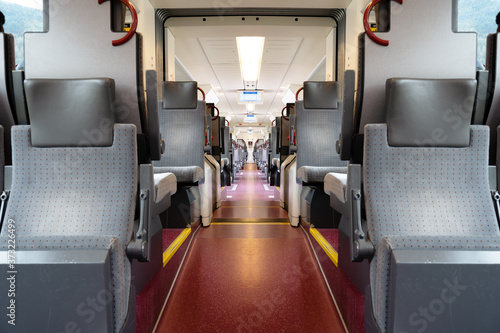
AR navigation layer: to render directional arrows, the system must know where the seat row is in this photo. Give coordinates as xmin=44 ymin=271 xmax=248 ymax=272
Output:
xmin=0 ymin=1 xmax=225 ymax=331
xmin=271 ymin=1 xmax=500 ymax=331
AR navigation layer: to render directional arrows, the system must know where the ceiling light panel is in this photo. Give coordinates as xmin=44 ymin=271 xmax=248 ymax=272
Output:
xmin=236 ymin=36 xmax=265 ymax=88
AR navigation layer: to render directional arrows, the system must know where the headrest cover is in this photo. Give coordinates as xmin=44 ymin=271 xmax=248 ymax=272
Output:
xmin=162 ymin=81 xmax=198 ymax=109
xmin=25 ymin=78 xmax=116 ymax=147
xmin=386 ymin=78 xmax=477 ymax=147
xmin=303 ymin=81 xmax=339 ymax=109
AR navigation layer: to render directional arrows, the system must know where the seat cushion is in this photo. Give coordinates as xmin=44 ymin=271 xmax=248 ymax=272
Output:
xmin=297 ymin=166 xmax=347 ymax=183
xmin=324 ymin=172 xmax=348 ymax=203
xmin=0 ymin=235 xmax=130 ymax=333
xmin=154 ymin=166 xmax=203 ymax=183
xmin=153 ymin=172 xmax=177 ymax=203
xmin=372 ymin=235 xmax=500 ymax=332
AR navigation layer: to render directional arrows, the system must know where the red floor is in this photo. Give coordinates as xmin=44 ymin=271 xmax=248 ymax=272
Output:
xmin=213 ymin=164 xmax=287 ymax=221
xmin=155 ymin=224 xmax=346 ymax=332
xmin=154 ymin=164 xmax=346 ymax=332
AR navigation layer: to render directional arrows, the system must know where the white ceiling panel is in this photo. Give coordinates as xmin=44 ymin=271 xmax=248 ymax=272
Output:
xmin=150 ymin=0 xmax=352 ymax=9
xmin=171 ymin=17 xmax=333 ymax=128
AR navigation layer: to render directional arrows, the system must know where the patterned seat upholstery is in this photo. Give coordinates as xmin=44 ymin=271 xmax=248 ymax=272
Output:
xmin=0 ymin=78 xmax=137 ymax=333
xmin=295 ymin=81 xmax=347 ymax=184
xmin=0 ymin=124 xmax=137 ymax=332
xmin=363 ymin=78 xmax=500 ymax=332
xmin=153 ymin=81 xmax=205 ymax=183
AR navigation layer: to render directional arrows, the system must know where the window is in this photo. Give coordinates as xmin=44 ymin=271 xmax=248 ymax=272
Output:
xmin=457 ymin=0 xmax=498 ymax=69
xmin=1 ymin=0 xmax=43 ymax=66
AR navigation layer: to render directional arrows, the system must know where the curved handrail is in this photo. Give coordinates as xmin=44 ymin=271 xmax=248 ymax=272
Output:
xmin=225 ymin=119 xmax=230 ymax=126
xmin=211 ymin=106 xmax=220 ymax=121
xmin=98 ymin=0 xmax=138 ymax=47
xmin=281 ymin=106 xmax=290 ymax=121
xmin=197 ymin=87 xmax=206 ymax=101
xmin=363 ymin=0 xmax=403 ymax=46
xmin=271 ymin=119 xmax=276 ymax=126
xmin=295 ymin=87 xmax=304 ymax=101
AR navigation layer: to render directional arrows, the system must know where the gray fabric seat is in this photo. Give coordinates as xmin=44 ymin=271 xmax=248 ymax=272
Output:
xmin=0 ymin=78 xmax=137 ymax=333
xmin=153 ymin=81 xmax=205 ymax=184
xmin=295 ymin=81 xmax=347 ymax=184
xmin=364 ymin=78 xmax=500 ymax=332
xmin=0 ymin=124 xmax=137 ymax=332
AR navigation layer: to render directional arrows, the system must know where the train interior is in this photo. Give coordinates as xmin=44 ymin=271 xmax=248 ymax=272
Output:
xmin=0 ymin=0 xmax=500 ymax=332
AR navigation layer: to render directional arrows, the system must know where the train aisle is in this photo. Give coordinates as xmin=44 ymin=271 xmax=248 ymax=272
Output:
xmin=154 ymin=164 xmax=346 ymax=332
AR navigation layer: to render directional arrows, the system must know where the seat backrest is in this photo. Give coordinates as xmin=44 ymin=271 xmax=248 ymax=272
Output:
xmin=154 ymin=81 xmax=205 ymax=170
xmin=10 ymin=78 xmax=137 ymax=240
xmin=364 ymin=78 xmax=498 ymax=246
xmin=485 ymin=33 xmax=500 ymax=164
xmin=0 ymin=33 xmax=17 ymax=165
xmin=345 ymin=0 xmax=477 ymax=165
xmin=296 ymin=81 xmax=347 ymax=170
xmin=2 ymin=78 xmax=137 ymax=333
xmin=220 ymin=117 xmax=230 ymax=160
xmin=270 ymin=126 xmax=278 ymax=159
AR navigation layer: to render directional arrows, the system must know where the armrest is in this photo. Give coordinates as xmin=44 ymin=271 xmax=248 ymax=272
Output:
xmin=348 ymin=164 xmax=374 ymax=262
xmin=128 ymin=164 xmax=175 ymax=262
xmin=325 ymin=172 xmax=348 ymax=216
xmin=489 ymin=165 xmax=497 ymax=191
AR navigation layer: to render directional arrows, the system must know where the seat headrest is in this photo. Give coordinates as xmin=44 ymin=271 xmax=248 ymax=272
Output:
xmin=25 ymin=78 xmax=116 ymax=147
xmin=385 ymin=78 xmax=477 ymax=147
xmin=303 ymin=81 xmax=339 ymax=109
xmin=162 ymin=81 xmax=198 ymax=109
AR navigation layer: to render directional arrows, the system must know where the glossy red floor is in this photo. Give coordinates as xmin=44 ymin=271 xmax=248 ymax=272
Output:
xmin=155 ymin=164 xmax=346 ymax=332
xmin=213 ymin=164 xmax=287 ymax=221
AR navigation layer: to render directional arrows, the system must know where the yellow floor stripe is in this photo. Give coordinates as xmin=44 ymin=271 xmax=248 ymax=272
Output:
xmin=211 ymin=222 xmax=290 ymax=225
xmin=309 ymin=228 xmax=339 ymax=267
xmin=163 ymin=228 xmax=191 ymax=267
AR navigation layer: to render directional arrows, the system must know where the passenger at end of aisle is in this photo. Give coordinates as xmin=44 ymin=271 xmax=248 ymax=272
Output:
xmin=0 ymin=10 xmax=24 ymax=70
xmin=0 ymin=11 xmax=4 ymax=32
xmin=497 ymin=11 xmax=500 ymax=32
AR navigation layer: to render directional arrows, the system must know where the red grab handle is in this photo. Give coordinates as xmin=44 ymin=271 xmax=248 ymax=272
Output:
xmin=295 ymin=87 xmax=303 ymax=101
xmin=98 ymin=0 xmax=138 ymax=47
xmin=282 ymin=106 xmax=290 ymax=121
xmin=198 ymin=87 xmax=206 ymax=101
xmin=363 ymin=0 xmax=403 ymax=46
xmin=212 ymin=106 xmax=220 ymax=121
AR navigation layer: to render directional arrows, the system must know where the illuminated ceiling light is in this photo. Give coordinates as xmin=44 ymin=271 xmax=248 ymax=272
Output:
xmin=236 ymin=37 xmax=265 ymax=85
xmin=246 ymin=104 xmax=255 ymax=112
